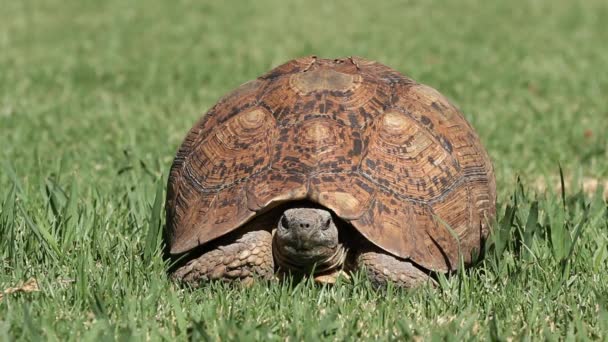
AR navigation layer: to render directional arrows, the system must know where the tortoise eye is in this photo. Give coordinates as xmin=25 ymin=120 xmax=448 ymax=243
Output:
xmin=280 ymin=215 xmax=290 ymax=229
xmin=322 ymin=217 xmax=332 ymax=230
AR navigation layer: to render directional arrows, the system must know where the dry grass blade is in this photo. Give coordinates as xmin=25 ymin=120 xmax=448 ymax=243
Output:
xmin=314 ymin=270 xmax=351 ymax=285
xmin=0 ymin=278 xmax=40 ymax=301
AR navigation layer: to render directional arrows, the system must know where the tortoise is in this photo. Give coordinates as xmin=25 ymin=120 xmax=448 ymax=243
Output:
xmin=166 ymin=56 xmax=496 ymax=288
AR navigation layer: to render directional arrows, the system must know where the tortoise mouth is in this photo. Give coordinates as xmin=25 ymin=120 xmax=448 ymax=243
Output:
xmin=281 ymin=244 xmax=337 ymax=261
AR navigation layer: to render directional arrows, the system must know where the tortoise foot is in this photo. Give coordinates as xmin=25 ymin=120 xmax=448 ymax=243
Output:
xmin=356 ymin=251 xmax=436 ymax=289
xmin=172 ymin=230 xmax=274 ymax=286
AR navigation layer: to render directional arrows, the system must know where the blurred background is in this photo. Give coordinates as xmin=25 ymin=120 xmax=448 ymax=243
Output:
xmin=1 ymin=0 xmax=606 ymax=199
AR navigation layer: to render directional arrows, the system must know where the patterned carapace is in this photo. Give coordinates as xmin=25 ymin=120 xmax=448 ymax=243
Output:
xmin=166 ymin=56 xmax=496 ymax=273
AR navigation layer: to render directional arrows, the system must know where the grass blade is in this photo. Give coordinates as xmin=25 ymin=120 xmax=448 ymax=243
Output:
xmin=2 ymin=160 xmax=26 ymax=201
xmin=559 ymin=164 xmax=566 ymax=211
xmin=1 ymin=184 xmax=17 ymax=258
xmin=522 ymin=201 xmax=539 ymax=260
xmin=144 ymin=177 xmax=164 ymax=263
xmin=19 ymin=204 xmax=60 ymax=261
xmin=562 ymin=203 xmax=590 ymax=273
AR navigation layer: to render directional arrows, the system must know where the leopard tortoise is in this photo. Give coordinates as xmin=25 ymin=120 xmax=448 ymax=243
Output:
xmin=165 ymin=56 xmax=496 ymax=288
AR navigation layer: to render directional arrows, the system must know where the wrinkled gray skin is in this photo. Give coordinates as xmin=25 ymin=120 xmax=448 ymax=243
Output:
xmin=173 ymin=207 xmax=434 ymax=288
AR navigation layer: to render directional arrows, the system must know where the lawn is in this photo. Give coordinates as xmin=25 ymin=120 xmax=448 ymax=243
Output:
xmin=1 ymin=0 xmax=607 ymax=340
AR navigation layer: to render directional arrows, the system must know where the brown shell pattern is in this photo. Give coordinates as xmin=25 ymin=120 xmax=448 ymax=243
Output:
xmin=166 ymin=56 xmax=497 ymax=272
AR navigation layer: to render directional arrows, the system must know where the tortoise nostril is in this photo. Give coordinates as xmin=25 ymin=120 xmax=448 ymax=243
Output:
xmin=305 ymin=223 xmax=310 ymax=228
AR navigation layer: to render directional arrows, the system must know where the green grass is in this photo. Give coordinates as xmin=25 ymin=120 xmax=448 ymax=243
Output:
xmin=1 ymin=0 xmax=607 ymax=340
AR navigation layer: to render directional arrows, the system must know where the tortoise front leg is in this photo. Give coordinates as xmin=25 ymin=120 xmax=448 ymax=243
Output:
xmin=356 ymin=251 xmax=435 ymax=288
xmin=172 ymin=230 xmax=274 ymax=286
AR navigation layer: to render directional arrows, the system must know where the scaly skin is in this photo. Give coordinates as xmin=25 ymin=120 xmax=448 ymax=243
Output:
xmin=355 ymin=251 xmax=435 ymax=288
xmin=172 ymin=207 xmax=434 ymax=288
xmin=172 ymin=230 xmax=274 ymax=286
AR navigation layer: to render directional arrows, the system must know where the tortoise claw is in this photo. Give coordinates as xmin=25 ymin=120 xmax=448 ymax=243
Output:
xmin=314 ymin=270 xmax=351 ymax=285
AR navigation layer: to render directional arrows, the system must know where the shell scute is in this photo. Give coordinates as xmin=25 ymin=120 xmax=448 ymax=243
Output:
xmin=166 ymin=56 xmax=496 ymax=272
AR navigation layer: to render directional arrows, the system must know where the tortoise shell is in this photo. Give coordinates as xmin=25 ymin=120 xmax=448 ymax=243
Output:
xmin=166 ymin=56 xmax=496 ymax=273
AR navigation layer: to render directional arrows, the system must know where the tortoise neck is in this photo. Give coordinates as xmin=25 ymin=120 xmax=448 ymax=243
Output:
xmin=272 ymin=233 xmax=348 ymax=275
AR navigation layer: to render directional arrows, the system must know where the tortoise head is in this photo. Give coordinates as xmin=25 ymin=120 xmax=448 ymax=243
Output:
xmin=273 ymin=208 xmax=345 ymax=273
